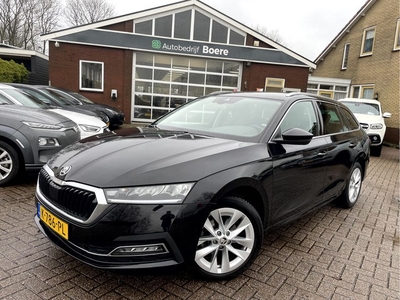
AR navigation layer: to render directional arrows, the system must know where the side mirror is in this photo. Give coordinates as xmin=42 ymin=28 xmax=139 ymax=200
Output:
xmin=273 ymin=128 xmax=313 ymax=145
xmin=383 ymin=112 xmax=391 ymax=118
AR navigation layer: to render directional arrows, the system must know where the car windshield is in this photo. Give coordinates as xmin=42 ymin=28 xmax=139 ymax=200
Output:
xmin=42 ymin=89 xmax=80 ymax=106
xmin=341 ymin=101 xmax=380 ymax=116
xmin=154 ymin=95 xmax=282 ymax=141
xmin=68 ymin=92 xmax=94 ymax=104
xmin=1 ymin=88 xmax=49 ymax=109
xmin=0 ymin=93 xmax=13 ymax=105
xmin=21 ymin=88 xmax=61 ymax=107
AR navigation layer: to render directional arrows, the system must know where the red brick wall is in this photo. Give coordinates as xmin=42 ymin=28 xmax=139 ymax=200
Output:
xmin=48 ymin=27 xmax=309 ymax=123
xmin=48 ymin=42 xmax=132 ymax=118
xmin=241 ymin=62 xmax=309 ymax=92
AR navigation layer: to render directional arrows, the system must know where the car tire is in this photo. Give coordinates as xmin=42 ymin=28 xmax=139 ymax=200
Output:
xmin=194 ymin=196 xmax=263 ymax=280
xmin=0 ymin=141 xmax=20 ymax=186
xmin=370 ymin=144 xmax=382 ymax=157
xmin=338 ymin=162 xmax=363 ymax=208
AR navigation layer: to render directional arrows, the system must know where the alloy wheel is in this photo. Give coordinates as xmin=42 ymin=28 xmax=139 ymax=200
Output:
xmin=0 ymin=147 xmax=13 ymax=181
xmin=195 ymin=207 xmax=255 ymax=275
xmin=348 ymin=167 xmax=362 ymax=204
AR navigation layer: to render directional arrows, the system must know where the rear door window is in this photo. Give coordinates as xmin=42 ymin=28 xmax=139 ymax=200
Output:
xmin=317 ymin=102 xmax=345 ymax=135
xmin=338 ymin=106 xmax=359 ymax=131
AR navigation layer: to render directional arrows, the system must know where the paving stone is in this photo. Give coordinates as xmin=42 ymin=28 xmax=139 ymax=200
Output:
xmin=0 ymin=146 xmax=398 ymax=299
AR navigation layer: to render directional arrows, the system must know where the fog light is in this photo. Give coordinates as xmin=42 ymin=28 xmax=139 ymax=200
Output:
xmin=110 ymin=244 xmax=168 ymax=256
xmin=372 ymin=136 xmax=378 ymax=141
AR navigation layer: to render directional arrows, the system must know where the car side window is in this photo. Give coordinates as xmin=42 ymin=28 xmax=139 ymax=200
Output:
xmin=278 ymin=101 xmax=318 ymax=136
xmin=338 ymin=106 xmax=359 ymax=131
xmin=318 ymin=102 xmax=345 ymax=134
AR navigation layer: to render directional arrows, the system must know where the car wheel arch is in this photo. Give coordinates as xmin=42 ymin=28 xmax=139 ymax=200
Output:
xmin=0 ymin=136 xmax=25 ymax=167
xmin=210 ymin=178 xmax=269 ymax=228
xmin=0 ymin=130 xmax=32 ymax=164
xmin=355 ymin=154 xmax=367 ymax=180
xmin=0 ymin=138 xmax=24 ymax=185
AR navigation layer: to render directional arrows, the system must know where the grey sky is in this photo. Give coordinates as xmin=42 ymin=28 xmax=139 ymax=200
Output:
xmin=111 ymin=0 xmax=367 ymax=61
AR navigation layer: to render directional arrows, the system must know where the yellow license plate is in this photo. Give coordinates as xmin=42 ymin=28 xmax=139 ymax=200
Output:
xmin=39 ymin=204 xmax=69 ymax=240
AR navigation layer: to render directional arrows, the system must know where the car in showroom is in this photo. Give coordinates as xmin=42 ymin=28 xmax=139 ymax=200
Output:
xmin=339 ymin=98 xmax=391 ymax=156
xmin=0 ymin=84 xmax=109 ymax=139
xmin=0 ymin=104 xmax=80 ymax=186
xmin=7 ymin=83 xmax=110 ymax=126
xmin=36 ymin=86 xmax=125 ymax=129
xmin=34 ymin=92 xmax=370 ymax=280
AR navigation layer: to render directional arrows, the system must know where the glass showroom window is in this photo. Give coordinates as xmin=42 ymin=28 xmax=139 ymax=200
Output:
xmin=80 ymin=60 xmax=104 ymax=91
xmin=133 ymin=53 xmax=241 ymax=121
xmin=361 ymin=27 xmax=375 ymax=56
xmin=134 ymin=9 xmax=245 ymax=46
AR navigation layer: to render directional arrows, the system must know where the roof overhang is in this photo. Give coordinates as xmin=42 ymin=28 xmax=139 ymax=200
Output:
xmin=41 ymin=0 xmax=315 ymax=69
xmin=0 ymin=47 xmax=48 ymax=60
xmin=314 ymin=0 xmax=376 ymax=64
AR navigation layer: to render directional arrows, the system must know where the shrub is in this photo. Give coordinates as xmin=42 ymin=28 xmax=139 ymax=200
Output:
xmin=0 ymin=58 xmax=29 ymax=83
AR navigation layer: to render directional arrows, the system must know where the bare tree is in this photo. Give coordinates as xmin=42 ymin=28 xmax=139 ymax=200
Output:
xmin=35 ymin=0 xmax=62 ymax=53
xmin=0 ymin=0 xmax=24 ymax=46
xmin=252 ymin=24 xmax=290 ymax=47
xmin=0 ymin=0 xmax=62 ymax=53
xmin=64 ymin=0 xmax=116 ymax=27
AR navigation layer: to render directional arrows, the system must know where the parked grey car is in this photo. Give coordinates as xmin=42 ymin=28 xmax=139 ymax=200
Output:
xmin=0 ymin=105 xmax=80 ymax=185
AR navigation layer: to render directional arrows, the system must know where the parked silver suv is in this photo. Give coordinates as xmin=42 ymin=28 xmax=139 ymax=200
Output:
xmin=0 ymin=105 xmax=80 ymax=185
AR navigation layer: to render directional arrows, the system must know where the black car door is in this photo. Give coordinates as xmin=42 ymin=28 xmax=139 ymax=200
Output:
xmin=267 ymin=100 xmax=330 ymax=226
xmin=316 ymin=101 xmax=363 ymax=202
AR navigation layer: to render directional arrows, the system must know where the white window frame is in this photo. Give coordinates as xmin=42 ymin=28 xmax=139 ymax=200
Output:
xmin=394 ymin=18 xmax=400 ymax=51
xmin=341 ymin=43 xmax=350 ymax=70
xmin=360 ymin=27 xmax=376 ymax=56
xmin=133 ymin=8 xmax=246 ymax=46
xmin=351 ymin=84 xmax=375 ymax=99
xmin=79 ymin=60 xmax=104 ymax=92
xmin=265 ymin=77 xmax=285 ymax=92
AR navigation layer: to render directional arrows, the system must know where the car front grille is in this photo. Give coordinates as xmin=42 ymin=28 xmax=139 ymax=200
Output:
xmin=360 ymin=123 xmax=369 ymax=130
xmin=38 ymin=169 xmax=97 ymax=220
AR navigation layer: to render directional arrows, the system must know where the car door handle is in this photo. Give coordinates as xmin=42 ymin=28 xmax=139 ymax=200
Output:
xmin=318 ymin=151 xmax=327 ymax=156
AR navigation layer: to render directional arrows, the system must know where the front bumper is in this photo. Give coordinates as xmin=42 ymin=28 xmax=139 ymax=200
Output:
xmin=34 ymin=166 xmax=208 ymax=269
xmin=34 ymin=213 xmax=184 ymax=269
xmin=367 ymin=133 xmax=382 ymax=146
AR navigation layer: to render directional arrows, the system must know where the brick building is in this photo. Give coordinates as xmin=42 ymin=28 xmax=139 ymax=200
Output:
xmin=309 ymin=0 xmax=399 ymax=145
xmin=41 ymin=0 xmax=314 ymax=124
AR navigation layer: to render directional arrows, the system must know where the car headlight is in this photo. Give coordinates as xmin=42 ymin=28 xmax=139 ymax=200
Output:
xmin=79 ymin=124 xmax=101 ymax=132
xmin=22 ymin=121 xmax=63 ymax=130
xmin=104 ymin=183 xmax=195 ymax=204
xmin=38 ymin=137 xmax=60 ymax=146
xmin=370 ymin=123 xmax=383 ymax=130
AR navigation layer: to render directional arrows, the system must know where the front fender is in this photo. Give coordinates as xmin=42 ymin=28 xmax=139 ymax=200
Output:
xmin=0 ymin=125 xmax=34 ymax=164
xmin=184 ymin=159 xmax=273 ymax=227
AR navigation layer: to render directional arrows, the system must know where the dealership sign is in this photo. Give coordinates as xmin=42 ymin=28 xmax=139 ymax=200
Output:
xmin=153 ymin=39 xmax=229 ymax=57
xmin=57 ymin=29 xmax=306 ymax=66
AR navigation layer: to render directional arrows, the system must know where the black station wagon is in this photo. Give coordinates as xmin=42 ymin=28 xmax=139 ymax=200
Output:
xmin=34 ymin=92 xmax=370 ymax=280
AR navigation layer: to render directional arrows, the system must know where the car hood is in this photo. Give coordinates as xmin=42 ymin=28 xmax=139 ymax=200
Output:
xmin=353 ymin=113 xmax=384 ymax=124
xmin=49 ymin=108 xmax=106 ymax=127
xmin=0 ymin=105 xmax=76 ymax=126
xmin=47 ymin=127 xmax=266 ymax=187
xmin=81 ymin=103 xmax=124 ymax=115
